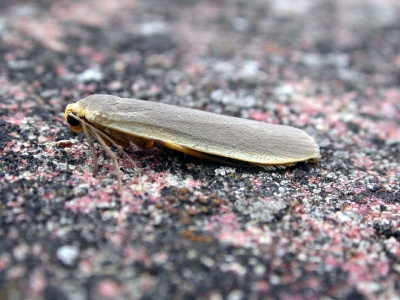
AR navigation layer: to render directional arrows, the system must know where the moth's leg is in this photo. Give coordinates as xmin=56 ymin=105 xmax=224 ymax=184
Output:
xmin=89 ymin=128 xmax=122 ymax=189
xmin=82 ymin=123 xmax=99 ymax=176
xmin=129 ymin=136 xmax=154 ymax=149
xmin=93 ymin=129 xmax=144 ymax=190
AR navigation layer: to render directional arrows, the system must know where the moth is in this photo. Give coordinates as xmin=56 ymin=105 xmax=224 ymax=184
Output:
xmin=65 ymin=94 xmax=320 ymax=188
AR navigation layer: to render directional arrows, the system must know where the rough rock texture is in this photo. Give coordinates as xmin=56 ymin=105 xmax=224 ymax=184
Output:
xmin=1 ymin=0 xmax=399 ymax=299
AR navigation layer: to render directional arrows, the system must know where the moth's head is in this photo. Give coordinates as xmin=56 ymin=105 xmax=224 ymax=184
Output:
xmin=65 ymin=103 xmax=83 ymax=133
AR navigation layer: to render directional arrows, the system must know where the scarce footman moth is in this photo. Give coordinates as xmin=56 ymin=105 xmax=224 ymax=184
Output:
xmin=65 ymin=94 xmax=320 ymax=188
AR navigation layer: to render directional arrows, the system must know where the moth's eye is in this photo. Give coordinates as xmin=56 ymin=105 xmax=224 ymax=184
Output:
xmin=67 ymin=114 xmax=81 ymax=127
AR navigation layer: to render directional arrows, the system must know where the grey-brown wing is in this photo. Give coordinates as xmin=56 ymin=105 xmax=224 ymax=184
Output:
xmin=79 ymin=95 xmax=319 ymax=164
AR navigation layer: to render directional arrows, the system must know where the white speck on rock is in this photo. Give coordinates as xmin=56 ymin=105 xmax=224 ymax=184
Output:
xmin=57 ymin=245 xmax=80 ymax=266
xmin=227 ymin=290 xmax=245 ymax=300
xmin=240 ymin=60 xmax=259 ymax=78
xmin=140 ymin=21 xmax=167 ymax=36
xmin=213 ymin=61 xmax=235 ymax=74
xmin=214 ymin=167 xmax=236 ymax=176
xmin=78 ymin=67 xmax=103 ymax=82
